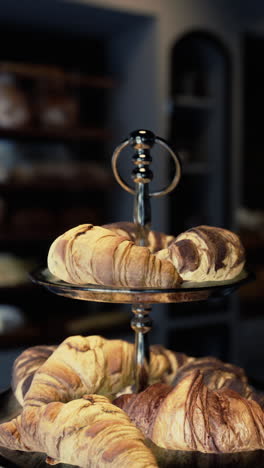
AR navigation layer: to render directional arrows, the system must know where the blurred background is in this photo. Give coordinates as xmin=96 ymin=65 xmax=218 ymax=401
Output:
xmin=0 ymin=0 xmax=263 ymax=390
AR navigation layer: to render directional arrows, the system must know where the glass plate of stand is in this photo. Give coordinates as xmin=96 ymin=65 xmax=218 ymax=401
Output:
xmin=30 ymin=267 xmax=254 ymax=305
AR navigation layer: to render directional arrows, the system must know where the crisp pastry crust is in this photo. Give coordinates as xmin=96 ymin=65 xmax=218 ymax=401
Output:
xmin=47 ymin=223 xmax=181 ymax=288
xmin=12 ymin=339 xmax=193 ymax=407
xmin=12 ymin=336 xmax=251 ymax=408
xmin=169 ymin=355 xmax=252 ymax=396
xmin=156 ymin=225 xmax=245 ymax=282
xmin=48 ymin=222 xmax=245 ymax=287
xmin=0 ymin=395 xmax=158 ymax=467
xmin=18 ymin=335 xmax=189 ymax=408
xmin=103 ymin=221 xmax=175 ymax=253
xmin=114 ymin=371 xmax=264 ymax=453
xmin=3 ymin=333 xmax=264 ymax=462
xmin=12 ymin=344 xmax=56 ymax=406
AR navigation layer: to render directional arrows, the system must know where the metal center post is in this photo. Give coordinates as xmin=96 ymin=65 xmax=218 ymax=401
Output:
xmin=112 ymin=129 xmax=182 ymax=392
xmin=130 ymin=130 xmax=154 ymax=392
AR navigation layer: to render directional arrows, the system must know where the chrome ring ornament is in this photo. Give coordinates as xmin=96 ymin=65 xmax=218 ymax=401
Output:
xmin=111 ymin=135 xmax=182 ymax=197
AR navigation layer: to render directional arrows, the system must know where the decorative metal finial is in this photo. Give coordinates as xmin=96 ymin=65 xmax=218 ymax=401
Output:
xmin=130 ymin=130 xmax=154 ymax=246
xmin=112 ymin=129 xmax=182 ymax=197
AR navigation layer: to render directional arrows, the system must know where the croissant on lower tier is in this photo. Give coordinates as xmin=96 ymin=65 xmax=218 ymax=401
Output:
xmin=114 ymin=370 xmax=264 ymax=453
xmin=12 ymin=344 xmax=56 ymax=407
xmin=12 ymin=335 xmax=253 ymax=409
xmin=17 ymin=335 xmax=187 ymax=408
xmin=3 ymin=334 xmax=264 ymax=465
xmin=0 ymin=394 xmax=158 ymax=467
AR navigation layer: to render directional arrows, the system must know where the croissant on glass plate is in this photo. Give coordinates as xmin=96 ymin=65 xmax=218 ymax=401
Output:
xmin=103 ymin=221 xmax=175 ymax=253
xmin=156 ymin=225 xmax=245 ymax=282
xmin=114 ymin=370 xmax=264 ymax=453
xmin=47 ymin=223 xmax=182 ymax=288
xmin=0 ymin=394 xmax=158 ymax=467
xmin=47 ymin=222 xmax=245 ymax=287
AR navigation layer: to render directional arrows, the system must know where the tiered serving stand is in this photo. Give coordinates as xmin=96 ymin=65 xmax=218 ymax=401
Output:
xmin=0 ymin=129 xmax=257 ymax=468
xmin=31 ymin=129 xmax=252 ymax=393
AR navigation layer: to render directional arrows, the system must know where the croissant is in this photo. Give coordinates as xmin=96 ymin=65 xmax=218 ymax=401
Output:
xmin=114 ymin=370 xmax=264 ymax=453
xmin=6 ymin=335 xmax=264 ymax=462
xmin=103 ymin=221 xmax=175 ymax=253
xmin=20 ymin=335 xmax=190 ymax=408
xmin=13 ymin=335 xmax=252 ymax=410
xmin=47 ymin=224 xmax=181 ymax=288
xmin=0 ymin=394 xmax=158 ymax=467
xmin=170 ymin=355 xmax=253 ymax=397
xmin=12 ymin=344 xmax=57 ymax=406
xmin=156 ymin=225 xmax=245 ymax=282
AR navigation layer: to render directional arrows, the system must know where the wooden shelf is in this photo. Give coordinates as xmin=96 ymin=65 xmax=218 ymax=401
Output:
xmin=0 ymin=126 xmax=111 ymax=143
xmin=0 ymin=39 xmax=119 ymax=352
xmin=0 ymin=62 xmax=116 ymax=89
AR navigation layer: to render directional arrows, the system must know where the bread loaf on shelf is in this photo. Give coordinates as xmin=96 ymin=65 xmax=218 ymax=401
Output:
xmin=47 ymin=224 xmax=182 ymax=288
xmin=114 ymin=370 xmax=264 ymax=453
xmin=0 ymin=394 xmax=158 ymax=467
xmin=156 ymin=225 xmax=245 ymax=282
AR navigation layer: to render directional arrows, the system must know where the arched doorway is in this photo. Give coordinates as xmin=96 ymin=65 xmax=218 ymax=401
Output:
xmin=168 ymin=31 xmax=231 ymax=235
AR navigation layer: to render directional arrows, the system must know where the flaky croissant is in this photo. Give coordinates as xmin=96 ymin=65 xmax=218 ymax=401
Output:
xmin=170 ymin=355 xmax=253 ymax=397
xmin=20 ymin=335 xmax=190 ymax=408
xmin=12 ymin=344 xmax=56 ymax=407
xmin=13 ymin=336 xmax=252 ymax=409
xmin=103 ymin=221 xmax=175 ymax=253
xmin=0 ymin=394 xmax=158 ymax=467
xmin=156 ymin=225 xmax=245 ymax=282
xmin=114 ymin=370 xmax=264 ymax=453
xmin=47 ymin=224 xmax=181 ymax=288
xmin=6 ymin=335 xmax=264 ymax=461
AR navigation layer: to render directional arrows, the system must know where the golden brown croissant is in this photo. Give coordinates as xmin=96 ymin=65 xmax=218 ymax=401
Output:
xmin=0 ymin=394 xmax=158 ymax=467
xmin=114 ymin=370 xmax=264 ymax=453
xmin=156 ymin=225 xmax=245 ymax=282
xmin=170 ymin=355 xmax=253 ymax=397
xmin=7 ymin=335 xmax=264 ymax=461
xmin=103 ymin=221 xmax=175 ymax=253
xmin=13 ymin=336 xmax=251 ymax=408
xmin=47 ymin=224 xmax=181 ymax=288
xmin=12 ymin=344 xmax=57 ymax=406
xmin=21 ymin=335 xmax=190 ymax=408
